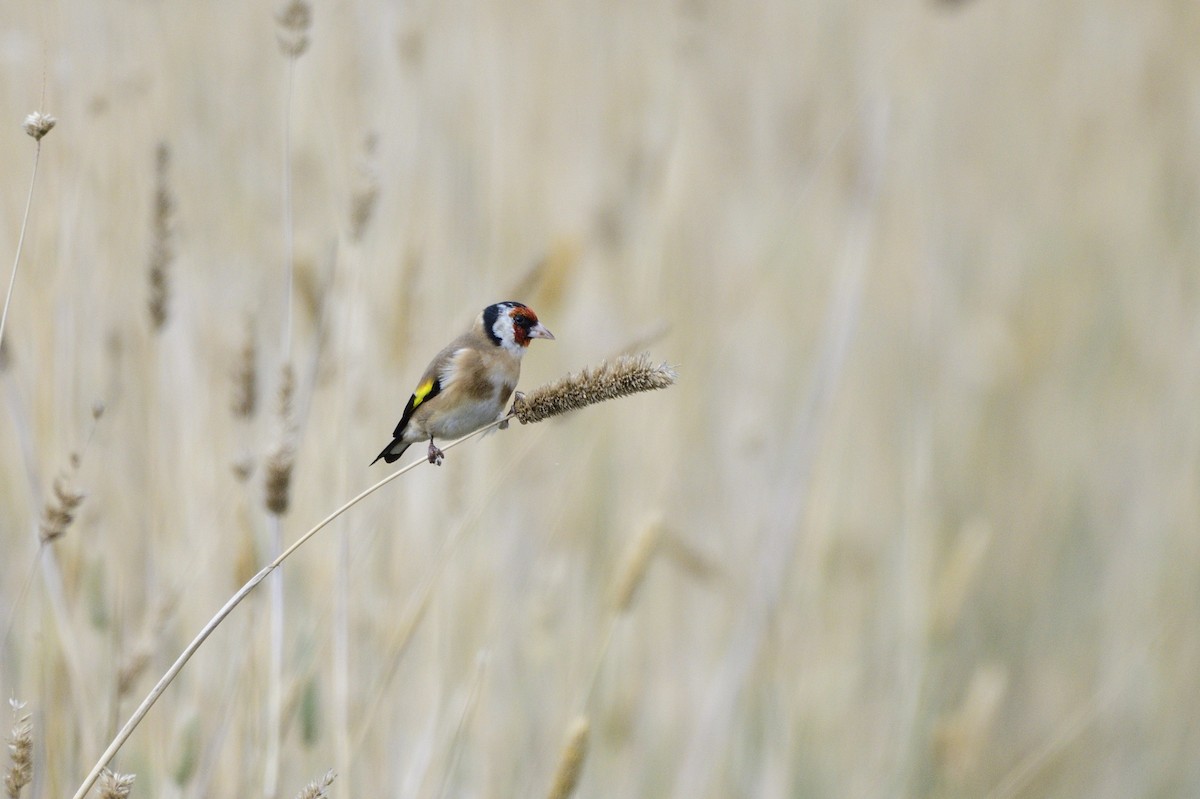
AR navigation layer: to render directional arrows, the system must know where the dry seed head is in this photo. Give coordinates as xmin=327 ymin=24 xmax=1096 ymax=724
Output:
xmin=22 ymin=111 xmax=56 ymax=141
xmin=97 ymin=768 xmax=136 ymax=799
xmin=40 ymin=473 xmax=85 ymax=543
xmin=117 ymin=594 xmax=176 ymax=698
xmin=147 ymin=142 xmax=175 ymax=332
xmin=232 ymin=322 xmax=258 ymax=418
xmin=265 ymin=444 xmax=295 ymax=515
xmin=293 ymin=769 xmax=335 ymax=799
xmin=5 ymin=707 xmax=33 ymax=799
xmin=660 ymin=533 xmax=719 ymax=584
xmin=933 ymin=664 xmax=1008 ymax=781
xmin=546 ymin=716 xmax=590 ymax=799
xmin=348 ymin=133 xmax=380 ymax=242
xmin=231 ymin=456 xmax=255 ymax=483
xmin=612 ymin=518 xmax=664 ymax=613
xmin=265 ymin=362 xmax=297 ymax=515
xmin=276 ymin=0 xmax=312 ymax=57
xmin=932 ymin=518 xmax=992 ymax=634
xmin=117 ymin=650 xmax=150 ymax=699
xmin=276 ymin=361 xmax=296 ymax=420
xmin=512 ymin=353 xmax=677 ymax=425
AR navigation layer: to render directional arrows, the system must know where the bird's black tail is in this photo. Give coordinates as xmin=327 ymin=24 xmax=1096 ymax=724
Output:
xmin=371 ymin=439 xmax=410 ymax=465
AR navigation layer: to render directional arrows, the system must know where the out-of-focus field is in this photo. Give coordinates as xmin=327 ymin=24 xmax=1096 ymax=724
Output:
xmin=2 ymin=1 xmax=1198 ymax=797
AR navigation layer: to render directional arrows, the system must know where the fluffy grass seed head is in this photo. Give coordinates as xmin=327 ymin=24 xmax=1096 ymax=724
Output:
xmin=512 ymin=353 xmax=676 ymax=425
xmin=147 ymin=143 xmax=175 ymax=332
xmin=22 ymin=111 xmax=56 ymax=141
xmin=276 ymin=0 xmax=312 ymax=57
xmin=265 ymin=436 xmax=296 ymax=516
xmin=232 ymin=321 xmax=258 ymax=419
xmin=293 ymin=769 xmax=335 ymax=799
xmin=40 ymin=472 xmax=85 ymax=543
xmin=546 ymin=716 xmax=590 ymax=799
xmin=265 ymin=362 xmax=297 ymax=515
xmin=97 ymin=768 xmax=136 ymax=799
xmin=348 ymin=133 xmax=380 ymax=243
xmin=5 ymin=702 xmax=32 ymax=799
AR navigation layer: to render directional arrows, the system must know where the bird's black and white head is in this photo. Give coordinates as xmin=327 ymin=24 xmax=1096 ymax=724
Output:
xmin=482 ymin=301 xmax=554 ymax=356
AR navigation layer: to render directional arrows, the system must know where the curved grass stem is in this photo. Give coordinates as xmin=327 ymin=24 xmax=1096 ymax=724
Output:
xmin=69 ymin=418 xmax=507 ymax=799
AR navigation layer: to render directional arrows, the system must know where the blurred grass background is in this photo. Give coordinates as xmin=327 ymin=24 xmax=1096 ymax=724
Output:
xmin=2 ymin=0 xmax=1199 ymax=796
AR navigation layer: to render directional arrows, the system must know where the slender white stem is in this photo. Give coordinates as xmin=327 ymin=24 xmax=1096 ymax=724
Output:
xmin=0 ymin=142 xmax=43 ymax=356
xmin=264 ymin=55 xmax=298 ymax=799
xmin=334 ymin=518 xmax=350 ymax=790
xmin=69 ymin=420 xmax=506 ymax=799
xmin=281 ymin=60 xmax=296 ymax=362
xmin=262 ymin=516 xmax=284 ymax=799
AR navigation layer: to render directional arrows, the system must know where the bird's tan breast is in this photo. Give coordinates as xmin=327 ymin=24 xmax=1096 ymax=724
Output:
xmin=454 ymin=346 xmax=519 ymax=402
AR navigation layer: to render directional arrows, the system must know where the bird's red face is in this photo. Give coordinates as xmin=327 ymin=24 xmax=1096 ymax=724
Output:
xmin=508 ymin=304 xmax=554 ymax=347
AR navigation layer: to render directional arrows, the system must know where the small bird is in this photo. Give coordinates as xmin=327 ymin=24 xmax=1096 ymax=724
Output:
xmin=372 ymin=301 xmax=554 ymax=466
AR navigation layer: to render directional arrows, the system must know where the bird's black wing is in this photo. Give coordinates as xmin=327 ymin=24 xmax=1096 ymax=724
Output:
xmin=370 ymin=375 xmax=445 ymax=465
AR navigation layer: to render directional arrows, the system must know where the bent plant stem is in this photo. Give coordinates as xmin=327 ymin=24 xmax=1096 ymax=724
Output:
xmin=69 ymin=419 xmax=505 ymax=799
xmin=71 ymin=352 xmax=677 ymax=799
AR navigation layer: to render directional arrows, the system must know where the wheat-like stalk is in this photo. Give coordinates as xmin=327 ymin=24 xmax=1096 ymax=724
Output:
xmin=545 ymin=716 xmax=590 ymax=799
xmin=97 ymin=769 xmax=135 ymax=799
xmin=4 ymin=701 xmax=32 ymax=799
xmin=611 ymin=517 xmax=664 ymax=613
xmin=39 ymin=471 xmax=85 ymax=543
xmin=293 ymin=769 xmax=334 ymax=799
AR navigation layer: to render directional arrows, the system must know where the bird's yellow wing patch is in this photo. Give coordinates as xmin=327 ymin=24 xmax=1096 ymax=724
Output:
xmin=392 ymin=375 xmax=443 ymax=438
xmin=412 ymin=377 xmax=437 ymax=409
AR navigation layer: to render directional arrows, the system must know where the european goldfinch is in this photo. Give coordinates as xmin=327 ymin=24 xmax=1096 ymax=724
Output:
xmin=371 ymin=301 xmax=554 ymax=466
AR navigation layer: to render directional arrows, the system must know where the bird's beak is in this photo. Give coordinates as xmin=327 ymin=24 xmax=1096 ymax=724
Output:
xmin=529 ymin=323 xmax=555 ymax=341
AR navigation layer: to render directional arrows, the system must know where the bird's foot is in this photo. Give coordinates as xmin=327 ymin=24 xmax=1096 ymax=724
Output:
xmin=427 ymin=440 xmax=444 ymax=466
xmin=501 ymin=392 xmax=526 ymax=429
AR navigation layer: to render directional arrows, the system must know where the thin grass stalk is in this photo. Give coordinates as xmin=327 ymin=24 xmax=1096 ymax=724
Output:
xmin=670 ymin=100 xmax=886 ymax=799
xmin=333 ymin=515 xmax=350 ymax=793
xmin=281 ymin=58 xmax=296 ymax=362
xmin=69 ymin=421 xmax=498 ymax=799
xmin=263 ymin=515 xmax=284 ymax=799
xmin=330 ymin=242 xmax=362 ymax=798
xmin=0 ymin=127 xmax=49 ymax=357
xmin=72 ymin=352 xmax=674 ymax=799
xmin=349 ymin=429 xmax=548 ymax=751
xmin=266 ymin=45 xmax=301 ymax=799
xmin=434 ymin=652 xmax=488 ymax=799
xmin=0 ymin=381 xmax=97 ymax=749
xmin=981 ymin=629 xmax=1168 ymax=799
xmin=263 ymin=361 xmax=296 ymax=799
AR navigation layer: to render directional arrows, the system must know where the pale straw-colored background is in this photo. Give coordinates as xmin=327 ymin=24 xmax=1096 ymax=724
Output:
xmin=1 ymin=1 xmax=1198 ymax=797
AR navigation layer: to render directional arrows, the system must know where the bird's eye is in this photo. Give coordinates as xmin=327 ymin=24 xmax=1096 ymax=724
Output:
xmin=514 ymin=315 xmax=529 ymax=326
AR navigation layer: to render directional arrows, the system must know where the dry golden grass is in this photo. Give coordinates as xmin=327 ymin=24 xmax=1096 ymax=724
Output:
xmin=2 ymin=1 xmax=1199 ymax=797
